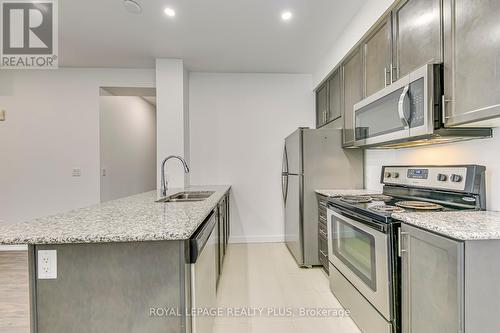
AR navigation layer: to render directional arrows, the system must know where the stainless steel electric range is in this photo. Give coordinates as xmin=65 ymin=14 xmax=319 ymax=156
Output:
xmin=326 ymin=165 xmax=486 ymax=333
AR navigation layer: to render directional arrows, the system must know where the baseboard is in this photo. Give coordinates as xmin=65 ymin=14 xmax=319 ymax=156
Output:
xmin=0 ymin=245 xmax=28 ymax=251
xmin=228 ymin=234 xmax=285 ymax=244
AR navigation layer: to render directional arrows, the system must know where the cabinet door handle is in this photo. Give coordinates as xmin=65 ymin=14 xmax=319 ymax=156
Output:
xmin=441 ymin=95 xmax=453 ymax=122
xmin=391 ymin=64 xmax=397 ymax=83
xmin=384 ymin=67 xmax=391 ymax=86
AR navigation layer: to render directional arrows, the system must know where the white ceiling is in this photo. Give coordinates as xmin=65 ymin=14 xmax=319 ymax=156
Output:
xmin=59 ymin=0 xmax=365 ymax=73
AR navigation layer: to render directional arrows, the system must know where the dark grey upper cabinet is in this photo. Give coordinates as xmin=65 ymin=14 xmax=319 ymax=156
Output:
xmin=363 ymin=15 xmax=392 ymax=97
xmin=393 ymin=0 xmax=443 ymax=79
xmin=328 ymin=69 xmax=342 ymax=122
xmin=342 ymin=48 xmax=363 ymax=146
xmin=316 ymin=83 xmax=328 ymax=128
xmin=443 ymin=0 xmax=500 ymax=126
xmin=316 ymin=0 xmax=500 ymax=134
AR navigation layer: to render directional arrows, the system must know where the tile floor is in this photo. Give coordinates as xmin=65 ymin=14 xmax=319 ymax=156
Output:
xmin=214 ymin=243 xmax=361 ymax=333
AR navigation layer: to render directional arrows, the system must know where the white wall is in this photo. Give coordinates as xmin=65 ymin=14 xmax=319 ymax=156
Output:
xmin=189 ymin=73 xmax=314 ymax=243
xmin=313 ymin=0 xmax=394 ymax=88
xmin=0 ymin=69 xmax=155 ymax=225
xmin=156 ymin=59 xmax=190 ymax=191
xmin=99 ymin=96 xmax=156 ymax=202
xmin=365 ymin=130 xmax=500 ymax=210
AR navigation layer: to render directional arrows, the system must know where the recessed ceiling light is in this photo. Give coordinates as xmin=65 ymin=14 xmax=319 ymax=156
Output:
xmin=123 ymin=0 xmax=142 ymax=15
xmin=281 ymin=11 xmax=292 ymax=21
xmin=164 ymin=7 xmax=176 ymax=17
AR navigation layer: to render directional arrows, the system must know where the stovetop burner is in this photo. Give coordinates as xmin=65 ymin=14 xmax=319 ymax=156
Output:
xmin=331 ymin=195 xmax=455 ymax=223
xmin=340 ymin=195 xmax=373 ymax=203
xmin=330 ymin=164 xmax=485 ymax=223
xmin=394 ymin=201 xmax=443 ymax=210
xmin=370 ymin=194 xmax=393 ymax=201
xmin=369 ymin=205 xmax=406 ymax=213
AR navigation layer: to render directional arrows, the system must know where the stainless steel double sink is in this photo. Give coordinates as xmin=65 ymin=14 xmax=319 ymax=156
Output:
xmin=156 ymin=191 xmax=215 ymax=203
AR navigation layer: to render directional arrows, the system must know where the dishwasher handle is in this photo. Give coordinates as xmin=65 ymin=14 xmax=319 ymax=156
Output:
xmin=189 ymin=211 xmax=216 ymax=263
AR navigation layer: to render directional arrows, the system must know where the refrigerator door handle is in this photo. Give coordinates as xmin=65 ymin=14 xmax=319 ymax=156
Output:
xmin=282 ymin=145 xmax=289 ymax=175
xmin=281 ymin=144 xmax=289 ymax=204
xmin=282 ymin=174 xmax=288 ymax=204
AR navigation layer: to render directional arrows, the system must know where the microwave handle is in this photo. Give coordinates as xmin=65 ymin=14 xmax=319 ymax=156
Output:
xmin=398 ymin=84 xmax=410 ymax=129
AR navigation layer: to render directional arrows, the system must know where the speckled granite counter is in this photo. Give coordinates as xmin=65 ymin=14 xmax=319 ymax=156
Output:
xmin=315 ymin=189 xmax=381 ymax=197
xmin=0 ymin=185 xmax=230 ymax=245
xmin=392 ymin=211 xmax=500 ymax=241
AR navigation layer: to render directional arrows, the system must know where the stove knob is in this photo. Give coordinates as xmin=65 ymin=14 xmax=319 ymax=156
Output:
xmin=437 ymin=174 xmax=448 ymax=182
xmin=393 ymin=172 xmax=399 ymax=178
xmin=385 ymin=172 xmax=392 ymax=178
xmin=450 ymin=174 xmax=463 ymax=183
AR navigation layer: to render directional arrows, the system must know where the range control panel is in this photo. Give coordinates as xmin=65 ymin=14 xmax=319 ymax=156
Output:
xmin=382 ymin=166 xmax=468 ymax=192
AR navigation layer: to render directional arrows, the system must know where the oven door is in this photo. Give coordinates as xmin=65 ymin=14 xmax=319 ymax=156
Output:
xmin=327 ymin=207 xmax=392 ymax=320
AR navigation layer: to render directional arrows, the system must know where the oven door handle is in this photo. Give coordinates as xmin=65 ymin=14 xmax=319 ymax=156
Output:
xmin=398 ymin=227 xmax=408 ymax=257
xmin=330 ymin=208 xmax=388 ymax=233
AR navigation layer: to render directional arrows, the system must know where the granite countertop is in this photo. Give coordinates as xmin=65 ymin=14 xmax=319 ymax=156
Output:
xmin=315 ymin=189 xmax=381 ymax=197
xmin=392 ymin=211 xmax=500 ymax=241
xmin=315 ymin=189 xmax=500 ymax=241
xmin=0 ymin=185 xmax=231 ymax=245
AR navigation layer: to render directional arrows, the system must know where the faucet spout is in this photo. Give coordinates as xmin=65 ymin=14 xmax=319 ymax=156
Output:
xmin=160 ymin=155 xmax=190 ymax=197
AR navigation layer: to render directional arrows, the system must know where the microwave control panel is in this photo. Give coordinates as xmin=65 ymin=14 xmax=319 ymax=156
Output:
xmin=409 ymin=78 xmax=425 ymax=128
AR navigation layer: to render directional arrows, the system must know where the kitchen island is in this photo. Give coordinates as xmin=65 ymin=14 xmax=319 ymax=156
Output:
xmin=0 ymin=185 xmax=231 ymax=333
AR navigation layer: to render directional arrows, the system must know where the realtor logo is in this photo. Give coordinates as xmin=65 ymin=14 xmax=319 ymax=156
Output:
xmin=1 ymin=0 xmax=58 ymax=68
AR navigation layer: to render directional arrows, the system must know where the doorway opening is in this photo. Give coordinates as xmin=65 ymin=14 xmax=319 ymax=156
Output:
xmin=99 ymin=87 xmax=156 ymax=202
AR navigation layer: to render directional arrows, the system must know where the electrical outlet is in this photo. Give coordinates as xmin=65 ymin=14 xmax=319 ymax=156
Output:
xmin=38 ymin=250 xmax=57 ymax=279
xmin=72 ymin=168 xmax=81 ymax=177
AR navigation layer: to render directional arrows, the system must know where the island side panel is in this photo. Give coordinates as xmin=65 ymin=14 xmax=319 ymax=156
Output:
xmin=34 ymin=241 xmax=186 ymax=333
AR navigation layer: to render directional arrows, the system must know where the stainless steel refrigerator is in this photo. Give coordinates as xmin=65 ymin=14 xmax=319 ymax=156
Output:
xmin=282 ymin=128 xmax=364 ymax=267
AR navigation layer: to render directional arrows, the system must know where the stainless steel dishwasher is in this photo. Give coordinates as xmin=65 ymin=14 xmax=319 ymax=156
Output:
xmin=189 ymin=212 xmax=217 ymax=333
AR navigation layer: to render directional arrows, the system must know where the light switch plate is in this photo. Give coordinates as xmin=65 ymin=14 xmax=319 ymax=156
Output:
xmin=38 ymin=250 xmax=57 ymax=279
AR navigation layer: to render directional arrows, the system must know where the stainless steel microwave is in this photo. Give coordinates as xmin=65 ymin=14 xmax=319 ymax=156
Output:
xmin=353 ymin=64 xmax=491 ymax=148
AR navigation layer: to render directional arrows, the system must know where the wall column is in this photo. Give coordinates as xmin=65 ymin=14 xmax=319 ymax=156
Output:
xmin=155 ymin=59 xmax=190 ymax=191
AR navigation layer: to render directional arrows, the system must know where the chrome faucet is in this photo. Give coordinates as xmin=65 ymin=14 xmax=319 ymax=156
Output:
xmin=160 ymin=155 xmax=190 ymax=197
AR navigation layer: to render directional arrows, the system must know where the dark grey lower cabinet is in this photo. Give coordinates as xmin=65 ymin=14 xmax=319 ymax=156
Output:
xmin=216 ymin=193 xmax=230 ymax=286
xmin=401 ymin=224 xmax=463 ymax=333
xmin=224 ymin=193 xmax=230 ymax=253
xmin=317 ymin=194 xmax=328 ymax=273
xmin=218 ymin=202 xmax=224 ymax=275
xmin=401 ymin=223 xmax=500 ymax=332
